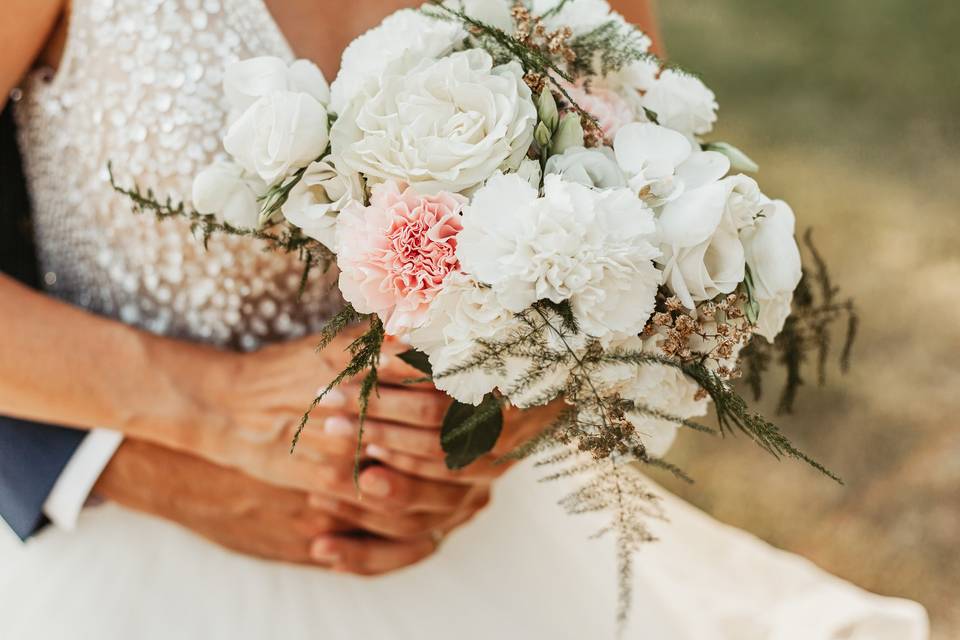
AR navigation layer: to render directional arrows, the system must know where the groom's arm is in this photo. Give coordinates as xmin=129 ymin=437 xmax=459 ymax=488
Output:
xmin=0 ymin=418 xmax=86 ymax=539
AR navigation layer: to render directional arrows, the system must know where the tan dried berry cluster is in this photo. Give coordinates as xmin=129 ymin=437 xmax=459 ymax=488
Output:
xmin=645 ymin=293 xmax=755 ymax=383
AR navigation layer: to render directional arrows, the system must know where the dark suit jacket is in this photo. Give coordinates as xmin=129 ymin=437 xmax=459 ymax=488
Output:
xmin=0 ymin=105 xmax=87 ymax=540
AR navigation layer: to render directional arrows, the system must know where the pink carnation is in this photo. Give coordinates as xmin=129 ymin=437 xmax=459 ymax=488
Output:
xmin=336 ymin=180 xmax=466 ymax=334
xmin=566 ymin=81 xmax=634 ymax=140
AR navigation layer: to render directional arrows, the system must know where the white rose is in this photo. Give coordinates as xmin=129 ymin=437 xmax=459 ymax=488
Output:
xmin=223 ymin=57 xmax=330 ymax=116
xmin=331 ymin=49 xmax=536 ymax=194
xmin=281 ymin=157 xmax=364 ymax=250
xmin=223 ymin=91 xmax=329 ymax=184
xmin=656 ymin=176 xmax=766 ymax=309
xmin=642 ymin=69 xmax=718 ymax=139
xmin=191 ymin=161 xmax=266 ymax=229
xmin=614 ymin=122 xmax=729 ymax=205
xmin=408 ymin=273 xmax=524 ymax=405
xmin=457 ymin=173 xmax=661 ymax=339
xmin=545 ymin=146 xmax=626 ymax=189
xmin=741 ymin=199 xmax=802 ymax=341
xmin=328 ymin=9 xmax=465 ymax=115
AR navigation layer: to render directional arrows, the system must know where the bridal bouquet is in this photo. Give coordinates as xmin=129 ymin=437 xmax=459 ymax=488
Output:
xmin=113 ymin=0 xmax=856 ymax=625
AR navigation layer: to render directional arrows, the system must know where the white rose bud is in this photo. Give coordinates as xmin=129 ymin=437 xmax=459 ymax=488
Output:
xmin=191 ymin=161 xmax=266 ymax=229
xmin=223 ymin=91 xmax=330 ymax=185
xmin=281 ymin=158 xmax=364 ymax=251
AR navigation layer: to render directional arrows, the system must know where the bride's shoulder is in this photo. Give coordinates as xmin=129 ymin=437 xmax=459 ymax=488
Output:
xmin=1 ymin=0 xmax=67 ymax=95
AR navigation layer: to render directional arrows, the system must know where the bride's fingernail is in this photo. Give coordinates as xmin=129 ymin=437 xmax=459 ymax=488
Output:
xmin=310 ymin=539 xmax=340 ymax=563
xmin=365 ymin=444 xmax=389 ymax=459
xmin=323 ymin=416 xmax=354 ymax=437
xmin=359 ymin=471 xmax=391 ymax=497
xmin=316 ymin=389 xmax=346 ymax=408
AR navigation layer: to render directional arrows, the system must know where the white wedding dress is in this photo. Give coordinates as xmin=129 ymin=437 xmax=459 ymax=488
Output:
xmin=1 ymin=1 xmax=928 ymax=638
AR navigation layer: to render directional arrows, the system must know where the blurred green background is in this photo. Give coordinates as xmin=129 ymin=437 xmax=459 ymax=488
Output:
xmin=653 ymin=2 xmax=960 ymax=637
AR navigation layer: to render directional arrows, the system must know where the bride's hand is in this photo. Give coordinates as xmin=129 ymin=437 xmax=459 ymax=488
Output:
xmin=95 ymin=439 xmax=458 ymax=574
xmin=180 ymin=330 xmax=488 ymax=515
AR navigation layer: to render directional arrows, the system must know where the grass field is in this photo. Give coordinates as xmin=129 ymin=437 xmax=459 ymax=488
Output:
xmin=652 ymin=2 xmax=960 ymax=636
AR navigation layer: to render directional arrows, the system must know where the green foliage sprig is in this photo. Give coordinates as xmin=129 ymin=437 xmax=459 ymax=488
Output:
xmin=107 ymin=162 xmax=333 ymax=295
xmin=739 ymin=230 xmax=858 ymax=414
xmin=568 ymin=20 xmax=657 ymax=77
xmin=291 ymin=304 xmax=385 ymax=487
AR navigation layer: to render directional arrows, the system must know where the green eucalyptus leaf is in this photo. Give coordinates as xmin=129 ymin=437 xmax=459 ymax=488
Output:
xmin=397 ymin=349 xmax=433 ymax=375
xmin=441 ymin=394 xmax=504 ymax=470
xmin=702 ymin=142 xmax=760 ymax=173
xmin=642 ymin=107 xmax=660 ymax=125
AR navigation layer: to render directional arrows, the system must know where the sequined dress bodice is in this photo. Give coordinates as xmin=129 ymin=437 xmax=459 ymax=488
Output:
xmin=14 ymin=0 xmax=339 ymax=350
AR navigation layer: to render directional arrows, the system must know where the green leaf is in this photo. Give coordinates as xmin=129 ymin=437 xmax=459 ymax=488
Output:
xmin=702 ymin=141 xmax=760 ymax=173
xmin=397 ymin=349 xmax=433 ymax=375
xmin=742 ymin=265 xmax=761 ymax=325
xmin=642 ymin=107 xmax=660 ymax=125
xmin=441 ymin=394 xmax=504 ymax=470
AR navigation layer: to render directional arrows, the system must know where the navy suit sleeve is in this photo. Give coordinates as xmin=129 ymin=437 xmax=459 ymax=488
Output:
xmin=0 ymin=418 xmax=87 ymax=540
xmin=0 ymin=105 xmax=88 ymax=540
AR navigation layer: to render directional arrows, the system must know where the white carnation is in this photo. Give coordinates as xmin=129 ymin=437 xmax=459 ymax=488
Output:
xmin=328 ymin=9 xmax=464 ymax=115
xmin=331 ymin=49 xmax=536 ymax=194
xmin=408 ymin=273 xmax=523 ymax=405
xmin=457 ymin=173 xmax=661 ymax=339
xmin=642 ymin=69 xmax=718 ymax=139
xmin=592 ymin=335 xmax=707 ymax=457
xmin=281 ymin=158 xmax=364 ymax=251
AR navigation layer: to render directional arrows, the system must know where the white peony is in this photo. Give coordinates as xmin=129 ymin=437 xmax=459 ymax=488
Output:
xmin=328 ymin=9 xmax=464 ymax=115
xmin=281 ymin=157 xmax=364 ymax=250
xmin=642 ymin=69 xmax=718 ymax=139
xmin=457 ymin=173 xmax=661 ymax=339
xmin=331 ymin=49 xmax=536 ymax=194
xmin=408 ymin=273 xmax=524 ymax=405
xmin=223 ymin=90 xmax=329 ymax=184
xmin=191 ymin=161 xmax=266 ymax=229
xmin=545 ymin=146 xmax=626 ymax=189
xmin=741 ymin=199 xmax=802 ymax=341
xmin=223 ymin=57 xmax=330 ymax=116
xmin=657 ymin=175 xmax=767 ymax=309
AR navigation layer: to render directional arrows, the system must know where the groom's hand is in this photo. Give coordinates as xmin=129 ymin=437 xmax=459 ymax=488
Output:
xmin=94 ymin=439 xmax=449 ymax=573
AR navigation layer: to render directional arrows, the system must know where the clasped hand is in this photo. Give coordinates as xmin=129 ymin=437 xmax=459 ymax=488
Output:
xmin=97 ymin=331 xmax=549 ymax=575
